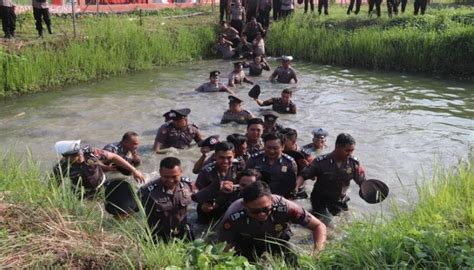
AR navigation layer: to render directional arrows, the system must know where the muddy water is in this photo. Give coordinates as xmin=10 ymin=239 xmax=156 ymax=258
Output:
xmin=0 ymin=59 xmax=473 ymax=245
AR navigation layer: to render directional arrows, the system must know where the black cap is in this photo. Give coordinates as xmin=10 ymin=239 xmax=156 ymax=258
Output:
xmin=233 ymin=61 xmax=244 ymax=67
xmin=247 ymin=117 xmax=264 ymax=126
xmin=359 ymin=179 xmax=389 ymax=204
xmin=228 ymin=95 xmax=243 ymax=103
xmin=262 ymin=110 xmax=279 ymax=122
xmin=198 ymin=135 xmax=220 ymax=150
xmin=169 ymin=108 xmax=191 ymax=120
xmin=210 ymin=70 xmax=220 ymax=77
xmin=226 ymin=133 xmax=247 ymax=147
xmin=248 ymin=84 xmax=261 ymax=99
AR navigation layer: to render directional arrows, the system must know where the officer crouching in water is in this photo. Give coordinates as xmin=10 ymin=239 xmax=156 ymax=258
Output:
xmin=296 ymin=133 xmax=366 ymax=225
xmin=140 ymin=157 xmax=194 ymax=242
xmin=217 ymin=181 xmax=326 ymax=263
xmin=52 ymin=140 xmax=145 ymax=198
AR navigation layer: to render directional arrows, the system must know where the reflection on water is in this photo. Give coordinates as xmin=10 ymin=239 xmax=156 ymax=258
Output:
xmin=0 ymin=60 xmax=473 ymax=241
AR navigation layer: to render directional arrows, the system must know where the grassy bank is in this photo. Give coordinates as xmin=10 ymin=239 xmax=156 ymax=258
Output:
xmin=0 ymin=10 xmax=216 ymax=97
xmin=266 ymin=6 xmax=474 ymax=78
xmin=0 ymin=150 xmax=472 ymax=268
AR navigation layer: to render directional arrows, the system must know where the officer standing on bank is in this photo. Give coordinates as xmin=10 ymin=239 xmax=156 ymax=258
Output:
xmin=217 ymin=181 xmax=326 ymax=262
xmin=246 ymin=133 xmax=297 ymax=198
xmin=296 ymin=133 xmax=366 ymax=224
xmin=32 ymin=0 xmax=52 ymax=37
xmin=254 ymin=88 xmax=296 ymax=114
xmin=245 ymin=118 xmax=264 ymax=156
xmin=140 ymin=157 xmax=194 ymax=242
xmin=153 ymin=108 xmax=204 ymax=154
xmin=195 ymin=71 xmax=233 ymax=94
xmin=0 ymin=0 xmax=13 ymax=39
xmin=221 ymin=95 xmax=255 ymax=125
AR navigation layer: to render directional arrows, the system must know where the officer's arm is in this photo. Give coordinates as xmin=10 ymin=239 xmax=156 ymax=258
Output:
xmin=228 ymin=75 xmax=235 ymax=87
xmin=292 ymin=70 xmax=298 ymax=84
xmin=353 ymin=162 xmax=366 ymax=186
xmin=296 ymin=161 xmax=318 ymax=189
xmin=269 ymin=69 xmax=278 ymax=81
xmin=290 ymin=103 xmax=297 ymax=114
xmin=305 ymin=215 xmax=327 ymax=252
xmin=192 ymin=148 xmax=210 ymax=174
xmin=194 ymin=130 xmax=204 ymax=144
xmin=243 ymin=76 xmax=254 ymax=85
xmin=103 ymin=151 xmax=145 ymax=183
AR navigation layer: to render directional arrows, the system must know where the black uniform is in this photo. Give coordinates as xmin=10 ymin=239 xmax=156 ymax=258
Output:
xmin=140 ymin=178 xmax=194 ymax=242
xmin=218 ymin=195 xmax=311 ymax=262
xmin=300 ymin=153 xmax=366 ymax=217
xmin=346 ymin=0 xmax=361 ymax=14
xmin=368 ymin=0 xmax=383 ymax=17
xmin=318 ymin=0 xmax=328 ymax=15
xmin=261 ymin=98 xmax=296 ymax=114
xmin=32 ymin=0 xmax=52 ymax=37
xmin=0 ymin=0 xmax=13 ymax=39
xmin=247 ymin=139 xmax=264 ymax=156
xmin=246 ymin=152 xmax=297 ymax=198
xmin=154 ymin=122 xmax=201 ymax=149
xmin=414 ymin=0 xmax=427 ymax=15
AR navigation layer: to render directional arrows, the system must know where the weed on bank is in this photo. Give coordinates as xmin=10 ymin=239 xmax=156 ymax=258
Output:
xmin=0 ymin=150 xmax=472 ymax=268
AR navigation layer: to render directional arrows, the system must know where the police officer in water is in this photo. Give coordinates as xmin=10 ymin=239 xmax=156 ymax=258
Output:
xmin=140 ymin=157 xmax=194 ymax=242
xmin=195 ymin=71 xmax=234 ymax=94
xmin=296 ymin=133 xmax=366 ymax=224
xmin=254 ymin=88 xmax=297 ymax=114
xmin=153 ymin=108 xmax=204 ymax=154
xmin=221 ymin=95 xmax=255 ymax=125
xmin=217 ymin=181 xmax=326 ymax=262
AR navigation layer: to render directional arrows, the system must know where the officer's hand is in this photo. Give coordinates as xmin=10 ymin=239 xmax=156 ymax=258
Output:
xmin=132 ymin=169 xmax=145 ymax=183
xmin=220 ymin=180 xmax=234 ymax=193
xmin=200 ymin=146 xmax=211 ymax=155
xmin=201 ymin=202 xmax=214 ymax=213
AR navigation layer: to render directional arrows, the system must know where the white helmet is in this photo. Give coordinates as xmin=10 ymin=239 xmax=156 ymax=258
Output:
xmin=54 ymin=140 xmax=81 ymax=155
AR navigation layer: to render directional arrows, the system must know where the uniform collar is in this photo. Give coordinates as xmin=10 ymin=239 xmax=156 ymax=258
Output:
xmin=262 ymin=155 xmax=283 ymax=164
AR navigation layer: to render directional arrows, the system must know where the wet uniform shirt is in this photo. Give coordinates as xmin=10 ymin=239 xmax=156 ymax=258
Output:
xmin=140 ymin=177 xmax=193 ymax=237
xmin=271 ymin=66 xmax=297 ymax=83
xmin=218 ymin=43 xmax=235 ymax=59
xmin=221 ymin=109 xmax=254 ymax=125
xmin=155 ymin=122 xmax=201 ymax=149
xmin=300 ymin=153 xmax=366 ymax=200
xmin=252 ymin=39 xmax=265 ymax=56
xmin=103 ymin=142 xmax=141 ymax=167
xmin=218 ymin=195 xmax=311 ymax=243
xmin=228 ymin=70 xmax=247 ymax=85
xmin=195 ymin=82 xmax=229 ymax=93
xmin=301 ymin=143 xmax=325 ymax=159
xmin=246 ymin=152 xmax=297 ymax=197
xmin=262 ymin=98 xmax=296 ymax=114
xmin=247 ymin=62 xmax=270 ymax=76
xmin=246 ymin=139 xmax=263 ymax=156
xmin=53 ymin=146 xmax=107 ymax=190
xmin=244 ymin=22 xmax=264 ymax=38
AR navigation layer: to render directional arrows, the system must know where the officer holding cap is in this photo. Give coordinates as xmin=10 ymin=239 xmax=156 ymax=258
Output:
xmin=153 ymin=108 xmax=204 ymax=154
xmin=269 ymin=56 xmax=298 ymax=84
xmin=195 ymin=71 xmax=233 ymax=94
xmin=296 ymin=133 xmax=366 ymax=224
xmin=262 ymin=110 xmax=284 ymax=135
xmin=192 ymin=135 xmax=220 ymax=174
xmin=217 ymin=181 xmax=326 ymax=262
xmin=52 ymin=140 xmax=145 ymax=197
xmin=221 ymin=95 xmax=255 ymax=125
xmin=254 ymin=88 xmax=296 ymax=114
xmin=228 ymin=61 xmax=254 ymax=88
xmin=140 ymin=157 xmax=194 ymax=242
xmin=301 ymin=128 xmax=328 ymax=160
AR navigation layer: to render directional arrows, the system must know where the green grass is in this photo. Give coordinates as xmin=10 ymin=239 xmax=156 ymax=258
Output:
xmin=266 ymin=6 xmax=474 ymax=77
xmin=0 ymin=11 xmax=217 ymax=97
xmin=0 ymin=149 xmax=472 ymax=268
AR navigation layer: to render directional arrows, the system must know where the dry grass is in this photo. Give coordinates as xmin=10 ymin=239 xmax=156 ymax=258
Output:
xmin=0 ymin=198 xmax=134 ymax=269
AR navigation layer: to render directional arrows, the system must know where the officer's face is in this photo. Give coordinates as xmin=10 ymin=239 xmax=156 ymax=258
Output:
xmin=247 ymin=124 xmax=263 ymax=141
xmin=174 ymin=117 xmax=188 ymax=129
xmin=283 ymin=135 xmax=297 ymax=151
xmin=210 ymin=76 xmax=219 ymax=83
xmin=215 ymin=150 xmax=234 ymax=171
xmin=264 ymin=139 xmax=283 ymax=160
xmin=123 ymin=136 xmax=139 ymax=151
xmin=281 ymin=93 xmax=291 ymax=104
xmin=229 ymin=102 xmax=241 ymax=112
xmin=313 ymin=136 xmax=326 ymax=149
xmin=159 ymin=166 xmax=182 ymax=190
xmin=282 ymin=61 xmax=290 ymax=68
xmin=335 ymin=143 xmax=355 ymax=161
xmin=236 ymin=142 xmax=248 ymax=156
xmin=239 ymin=175 xmax=256 ymax=190
xmin=245 ymin=195 xmax=273 ymax=222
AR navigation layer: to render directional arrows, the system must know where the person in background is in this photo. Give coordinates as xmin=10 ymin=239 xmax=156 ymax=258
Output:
xmin=346 ymin=0 xmax=361 ymax=15
xmin=368 ymin=0 xmax=382 ymax=17
xmin=229 ymin=0 xmax=246 ymax=34
xmin=253 ymin=88 xmax=296 ymax=114
xmin=217 ymin=35 xmax=237 ymax=60
xmin=304 ymin=0 xmax=314 ymax=13
xmin=269 ymin=56 xmax=298 ymax=84
xmin=244 ymin=55 xmax=270 ymax=76
xmin=252 ymin=32 xmax=265 ymax=57
xmin=32 ymin=0 xmax=52 ymax=38
xmin=195 ymin=71 xmax=233 ymax=94
xmin=221 ymin=95 xmax=255 ymax=125
xmin=262 ymin=110 xmax=284 ymax=135
xmin=318 ymin=0 xmax=329 ymax=15
xmin=246 ymin=118 xmax=264 ymax=156
xmin=257 ymin=0 xmax=272 ymax=29
xmin=245 ymin=0 xmax=258 ymax=22
xmin=279 ymin=0 xmax=295 ymax=18
xmin=0 ymin=0 xmax=13 ymax=39
xmin=222 ymin=22 xmax=240 ymax=48
xmin=140 ymin=157 xmax=194 ymax=242
xmin=217 ymin=181 xmax=326 ymax=262
xmin=228 ymin=61 xmax=254 ymax=87
xmin=414 ymin=0 xmax=427 ymax=15
xmin=243 ymin=17 xmax=265 ymax=43
xmin=301 ymin=128 xmax=328 ymax=160
xmin=236 ymin=32 xmax=253 ymax=59
xmin=220 ymin=0 xmax=230 ymax=23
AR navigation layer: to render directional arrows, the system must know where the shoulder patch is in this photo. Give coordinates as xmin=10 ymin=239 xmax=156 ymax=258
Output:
xmin=181 ymin=177 xmax=191 ymax=183
xmin=282 ymin=153 xmax=295 ymax=162
xmin=230 ymin=210 xmax=246 ymax=221
xmin=250 ymin=151 xmax=265 ymax=159
xmin=273 ymin=204 xmax=288 ymax=213
xmin=315 ymin=154 xmax=329 ymax=162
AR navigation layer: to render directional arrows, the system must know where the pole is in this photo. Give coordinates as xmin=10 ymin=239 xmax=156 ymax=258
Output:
xmin=71 ymin=0 xmax=77 ymax=38
xmin=96 ymin=0 xmax=99 ymax=16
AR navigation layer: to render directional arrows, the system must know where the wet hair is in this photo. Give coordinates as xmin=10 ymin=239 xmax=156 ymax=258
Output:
xmin=160 ymin=157 xmax=181 ymax=169
xmin=335 ymin=133 xmax=356 ymax=148
xmin=122 ymin=131 xmax=139 ymax=142
xmin=247 ymin=118 xmax=264 ymax=129
xmin=237 ymin=169 xmax=261 ymax=181
xmin=242 ymin=181 xmax=272 ymax=203
xmin=214 ymin=141 xmax=235 ymax=153
xmin=227 ymin=133 xmax=247 ymax=147
xmin=262 ymin=132 xmax=283 ymax=144
xmin=280 ymin=128 xmax=297 ymax=142
xmin=282 ymin=89 xmax=292 ymax=96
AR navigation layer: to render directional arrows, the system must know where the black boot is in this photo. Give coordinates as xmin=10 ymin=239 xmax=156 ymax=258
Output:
xmin=47 ymin=25 xmax=52 ymax=35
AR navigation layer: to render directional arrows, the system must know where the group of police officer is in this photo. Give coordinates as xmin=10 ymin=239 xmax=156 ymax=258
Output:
xmin=0 ymin=0 xmax=52 ymax=39
xmin=52 ymin=53 xmax=387 ymax=262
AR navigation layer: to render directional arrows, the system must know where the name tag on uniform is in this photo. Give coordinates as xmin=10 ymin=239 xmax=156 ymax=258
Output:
xmin=157 ymin=197 xmax=168 ymax=203
xmin=281 ymin=166 xmax=287 ymax=173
